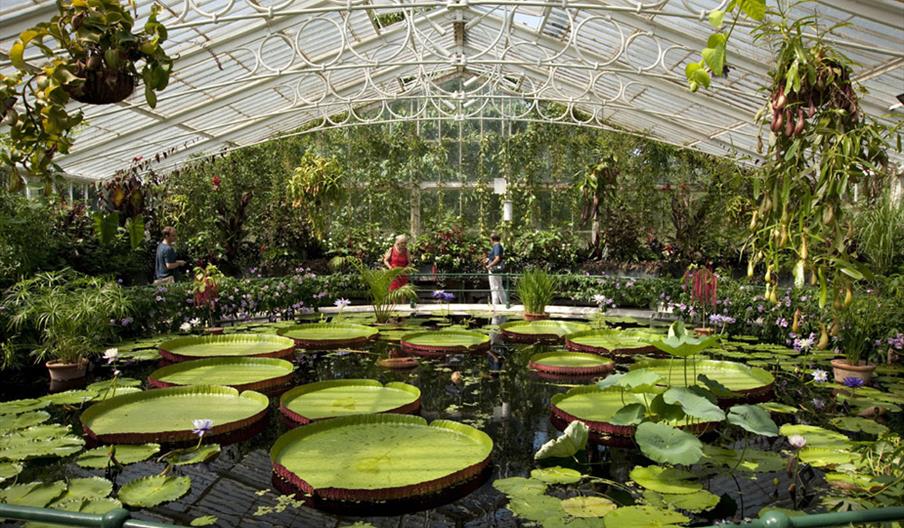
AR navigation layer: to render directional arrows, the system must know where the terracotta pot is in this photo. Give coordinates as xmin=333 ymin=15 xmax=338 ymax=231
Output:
xmin=693 ymin=327 xmax=715 ymax=336
xmin=523 ymin=312 xmax=550 ymax=321
xmin=46 ymin=358 xmax=88 ymax=382
xmin=830 ymin=358 xmax=876 ymax=385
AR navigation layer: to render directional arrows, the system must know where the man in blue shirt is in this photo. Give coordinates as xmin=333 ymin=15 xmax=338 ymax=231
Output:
xmin=485 ymin=232 xmax=508 ymax=305
xmin=154 ymin=226 xmax=186 ymax=284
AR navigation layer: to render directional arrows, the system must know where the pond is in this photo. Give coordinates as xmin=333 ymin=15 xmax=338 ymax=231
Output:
xmin=1 ymin=314 xmax=903 ymax=527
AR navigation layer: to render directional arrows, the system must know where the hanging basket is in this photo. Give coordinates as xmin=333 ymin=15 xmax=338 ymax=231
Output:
xmin=68 ymin=67 xmax=136 ymax=105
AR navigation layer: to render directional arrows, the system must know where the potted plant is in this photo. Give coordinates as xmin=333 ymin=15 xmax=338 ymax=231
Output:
xmin=683 ymin=266 xmax=718 ymax=336
xmin=329 ymin=256 xmax=416 ymax=324
xmin=2 ymin=270 xmax=132 ymax=381
xmin=830 ymin=296 xmax=878 ymax=385
xmin=193 ymin=263 xmax=224 ymax=333
xmin=517 ymin=269 xmax=555 ymax=320
xmin=0 ymin=0 xmax=173 ymax=180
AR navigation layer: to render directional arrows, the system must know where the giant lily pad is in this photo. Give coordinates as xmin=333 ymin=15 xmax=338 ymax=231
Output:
xmin=277 ymin=323 xmax=378 ymax=349
xmin=148 ymin=357 xmax=295 ymax=393
xmin=528 ymin=351 xmax=614 ymax=377
xmin=80 ymin=385 xmax=269 ymax=444
xmin=635 ymin=422 xmax=703 ymax=465
xmin=159 ymin=334 xmax=296 ymax=362
xmin=500 ymin=320 xmax=592 ymax=344
xmin=565 ymin=329 xmax=660 ymax=356
xmin=400 ymin=329 xmax=490 ymax=355
xmin=271 ymin=414 xmax=493 ymax=502
xmin=280 ymin=379 xmax=421 ymax=425
xmin=118 ymin=475 xmax=191 ymax=507
xmin=630 ymin=359 xmax=775 ymax=402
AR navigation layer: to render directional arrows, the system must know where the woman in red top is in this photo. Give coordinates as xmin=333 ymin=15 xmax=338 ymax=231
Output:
xmin=383 ymin=234 xmax=410 ymax=292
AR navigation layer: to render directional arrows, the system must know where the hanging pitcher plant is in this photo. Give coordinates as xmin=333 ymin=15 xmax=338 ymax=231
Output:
xmin=744 ymin=5 xmax=901 ymax=326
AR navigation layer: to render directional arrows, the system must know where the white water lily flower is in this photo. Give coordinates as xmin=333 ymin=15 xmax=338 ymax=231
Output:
xmin=788 ymin=434 xmax=807 ymax=449
xmin=189 ymin=317 xmax=202 ymax=327
xmin=103 ymin=348 xmax=119 ymax=364
xmin=179 ymin=322 xmax=192 ymax=333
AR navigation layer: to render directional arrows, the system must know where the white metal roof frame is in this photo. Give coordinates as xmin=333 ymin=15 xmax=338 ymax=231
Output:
xmin=1 ymin=0 xmax=902 ymax=180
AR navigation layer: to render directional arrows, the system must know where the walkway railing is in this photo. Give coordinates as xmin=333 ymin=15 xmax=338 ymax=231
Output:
xmin=0 ymin=504 xmax=183 ymax=528
xmin=701 ymin=506 xmax=904 ymax=527
xmin=408 ymin=271 xmax=520 ymax=308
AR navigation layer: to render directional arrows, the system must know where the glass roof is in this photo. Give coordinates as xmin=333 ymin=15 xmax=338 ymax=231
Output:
xmin=1 ymin=0 xmax=902 ymax=180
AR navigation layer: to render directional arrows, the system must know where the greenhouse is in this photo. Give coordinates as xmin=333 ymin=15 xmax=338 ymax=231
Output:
xmin=0 ymin=0 xmax=903 ymax=526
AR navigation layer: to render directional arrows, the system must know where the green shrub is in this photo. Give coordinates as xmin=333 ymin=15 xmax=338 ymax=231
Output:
xmin=517 ymin=269 xmax=556 ymax=314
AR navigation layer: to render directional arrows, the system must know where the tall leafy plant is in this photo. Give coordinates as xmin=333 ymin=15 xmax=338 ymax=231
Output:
xmin=517 ymin=269 xmax=556 ymax=315
xmin=329 ymin=256 xmax=415 ymax=323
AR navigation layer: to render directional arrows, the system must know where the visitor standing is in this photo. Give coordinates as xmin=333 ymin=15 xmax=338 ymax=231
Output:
xmin=485 ymin=233 xmax=508 ymax=306
xmin=383 ymin=234 xmax=410 ymax=292
xmin=154 ymin=226 xmax=187 ymax=285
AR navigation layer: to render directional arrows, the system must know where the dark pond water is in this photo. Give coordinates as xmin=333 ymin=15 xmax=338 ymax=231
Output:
xmin=1 ymin=315 xmax=843 ymax=528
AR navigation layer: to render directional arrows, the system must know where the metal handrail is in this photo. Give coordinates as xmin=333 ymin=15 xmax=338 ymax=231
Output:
xmin=701 ymin=506 xmax=904 ymax=528
xmin=0 ymin=504 xmax=183 ymax=528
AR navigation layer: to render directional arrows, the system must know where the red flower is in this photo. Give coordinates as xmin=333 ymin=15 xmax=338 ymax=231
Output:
xmin=211 ymin=175 xmax=222 ymax=189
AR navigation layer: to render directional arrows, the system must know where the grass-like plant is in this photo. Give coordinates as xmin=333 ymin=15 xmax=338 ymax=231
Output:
xmin=517 ymin=269 xmax=556 ymax=315
xmin=2 ymin=269 xmax=131 ymax=367
xmin=329 ymin=256 xmax=415 ymax=323
xmin=855 ymin=191 xmax=904 ymax=277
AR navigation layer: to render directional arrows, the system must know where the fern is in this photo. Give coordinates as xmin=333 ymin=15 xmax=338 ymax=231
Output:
xmin=330 ymin=256 xmax=416 ymax=323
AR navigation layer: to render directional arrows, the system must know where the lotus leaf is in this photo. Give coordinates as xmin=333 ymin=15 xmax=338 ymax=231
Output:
xmin=631 ymin=359 xmax=774 ymax=393
xmin=40 ymin=390 xmax=96 ymax=406
xmin=829 ymin=417 xmax=889 ymax=436
xmin=566 ymin=330 xmax=657 ymax=354
xmin=663 ymin=388 xmax=725 ymax=422
xmin=603 ymin=505 xmax=689 ymax=528
xmin=530 ymin=466 xmax=583 ymax=484
xmin=652 ymin=321 xmax=719 ymax=358
xmin=727 ymin=405 xmax=778 ymax=437
xmin=76 ymin=444 xmax=161 ymax=468
xmin=598 ymin=370 xmax=663 ymax=394
xmin=87 ymin=378 xmax=142 ymax=392
xmin=161 ymin=334 xmax=296 ymax=359
xmin=700 ymin=445 xmax=785 ymax=473
xmin=560 ymin=496 xmax=617 ymax=517
xmin=635 ymin=422 xmax=703 ymax=465
xmin=280 ymin=380 xmax=420 ymax=421
xmin=25 ymin=498 xmax=122 ymax=528
xmin=797 ymin=447 xmax=856 ymax=468
xmin=825 ymin=472 xmax=882 ymax=492
xmin=149 ymin=357 xmax=294 ymax=388
xmin=0 ymin=461 xmax=23 ymax=482
xmin=190 ymin=516 xmax=219 ymax=527
xmin=696 ymin=374 xmax=739 ymax=399
xmin=0 ymin=481 xmax=66 ymax=507
xmin=609 ymin=403 xmax=647 ymax=426
xmin=493 ymin=476 xmax=547 ymax=497
xmin=506 ymin=493 xmax=566 ymax=523
xmin=758 ymin=402 xmax=799 ymax=414
xmin=118 ymin=475 xmax=191 ymax=507
xmin=161 ymin=444 xmax=221 ymax=466
xmin=0 ymin=399 xmax=49 ymax=415
xmin=270 ymin=414 xmax=492 ymax=494
xmin=55 ymin=477 xmax=113 ymax=502
xmin=80 ymin=385 xmax=268 ymax=441
xmin=643 ymin=489 xmax=721 ymax=513
xmin=0 ymin=411 xmax=50 ymax=433
xmin=535 ymin=421 xmax=589 ymax=460
xmin=629 ymin=465 xmax=702 ymax=494
xmin=779 ymin=424 xmax=851 ymax=449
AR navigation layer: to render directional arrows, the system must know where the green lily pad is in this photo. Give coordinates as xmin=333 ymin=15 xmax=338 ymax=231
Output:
xmin=758 ymin=402 xmax=799 ymax=414
xmin=603 ymin=505 xmax=689 ymax=528
xmin=644 ymin=489 xmax=721 ymax=513
xmin=630 ymin=465 xmax=702 ymax=494
xmin=160 ymin=334 xmax=296 ymax=361
xmin=160 ymin=444 xmax=221 ymax=466
xmin=630 ymin=359 xmax=774 ymax=394
xmin=535 ymin=421 xmax=588 ymax=460
xmin=56 ymin=477 xmax=113 ymax=502
xmin=829 ymin=417 xmax=889 ymax=436
xmin=0 ymin=399 xmax=49 ymax=415
xmin=271 ymin=414 xmax=493 ymax=501
xmin=779 ymin=424 xmax=851 ymax=449
xmin=401 ymin=329 xmax=490 ymax=353
xmin=149 ymin=357 xmax=294 ymax=390
xmin=506 ymin=493 xmax=565 ymax=523
xmin=26 ymin=498 xmax=122 ymax=528
xmin=0 ymin=411 xmax=50 ymax=433
xmin=560 ymin=496 xmax=617 ymax=517
xmin=651 ymin=322 xmax=719 ymax=358
xmin=824 ymin=472 xmax=882 ymax=492
xmin=278 ymin=323 xmax=378 ymax=348
xmin=597 ymin=370 xmax=662 ymax=393
xmin=0 ymin=461 xmax=23 ymax=482
xmin=727 ymin=405 xmax=778 ymax=437
xmin=530 ymin=466 xmax=583 ymax=484
xmin=0 ymin=481 xmax=66 ymax=507
xmin=92 ymin=387 xmax=143 ymax=401
xmin=87 ymin=378 xmax=142 ymax=393
xmin=493 ymin=476 xmax=547 ymax=497
xmin=190 ymin=516 xmax=219 ymax=527
xmin=500 ymin=320 xmax=592 ymax=342
xmin=0 ymin=424 xmax=85 ymax=461
xmin=529 ymin=351 xmax=614 ymax=371
xmin=663 ymin=388 xmax=725 ymax=422
xmin=566 ymin=329 xmax=659 ymax=355
xmin=797 ymin=447 xmax=856 ymax=468
xmin=280 ymin=379 xmax=421 ymax=423
xmin=40 ymin=390 xmax=96 ymax=406
xmin=118 ymin=475 xmax=191 ymax=507
xmin=700 ymin=445 xmax=785 ymax=473
xmin=119 ymin=348 xmax=161 ymax=361
xmin=635 ymin=422 xmax=703 ymax=465
xmin=76 ymin=444 xmax=161 ymax=468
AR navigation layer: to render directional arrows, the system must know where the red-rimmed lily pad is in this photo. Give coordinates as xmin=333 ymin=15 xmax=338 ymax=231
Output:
xmin=280 ymin=379 xmax=421 ymax=426
xmin=159 ymin=335 xmax=296 ymax=362
xmin=400 ymin=330 xmax=490 ymax=356
xmin=80 ymin=385 xmax=269 ymax=444
xmin=271 ymin=414 xmax=492 ymax=502
xmin=630 ymin=359 xmax=775 ymax=403
xmin=277 ymin=323 xmax=378 ymax=349
xmin=148 ymin=357 xmax=295 ymax=394
xmin=499 ymin=321 xmax=591 ymax=344
xmin=528 ymin=351 xmax=614 ymax=377
xmin=565 ymin=329 xmax=661 ymax=357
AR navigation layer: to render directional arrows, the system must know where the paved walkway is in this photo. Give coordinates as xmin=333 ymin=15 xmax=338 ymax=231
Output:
xmin=319 ymin=303 xmax=665 ymax=321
